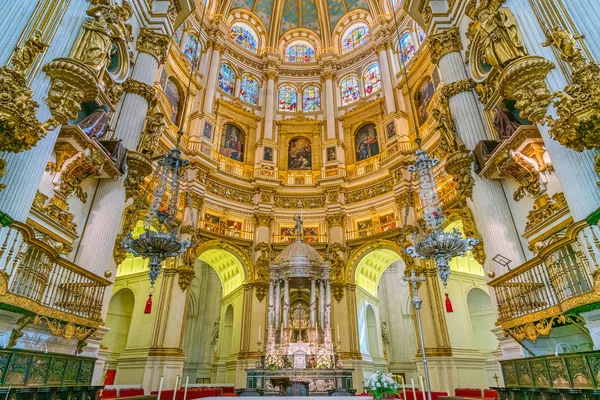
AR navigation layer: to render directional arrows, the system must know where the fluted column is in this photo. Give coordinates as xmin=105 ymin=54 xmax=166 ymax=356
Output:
xmin=323 ymin=72 xmax=337 ymax=139
xmin=563 ymin=0 xmax=600 ymax=62
xmin=234 ymin=76 xmax=242 ymax=97
xmin=429 ymin=28 xmax=526 ymax=278
xmin=325 ymin=280 xmax=331 ymax=328
xmin=203 ymin=43 xmax=222 ymax=115
xmin=283 ymin=278 xmax=290 ymax=327
xmin=268 ymin=279 xmax=275 ymax=328
xmin=0 ymin=0 xmax=89 ymax=222
xmin=506 ymin=0 xmax=600 ymax=221
xmin=376 ymin=42 xmax=396 ymax=114
xmin=263 ymin=71 xmax=277 ymax=139
xmin=75 ymin=29 xmax=169 ymax=280
xmin=310 ymin=279 xmax=316 ymax=327
xmin=319 ymin=279 xmax=325 ymax=328
xmin=275 ymin=279 xmax=281 ymax=329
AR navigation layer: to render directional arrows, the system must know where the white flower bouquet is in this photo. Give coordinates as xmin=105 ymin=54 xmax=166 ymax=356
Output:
xmin=315 ymin=348 xmax=333 ymax=369
xmin=264 ymin=349 xmax=284 ymax=371
xmin=364 ymin=371 xmax=399 ymax=399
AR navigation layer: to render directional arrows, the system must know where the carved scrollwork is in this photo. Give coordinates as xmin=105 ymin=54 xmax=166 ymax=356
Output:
xmin=525 ymin=192 xmax=568 ymax=232
xmin=33 ymin=315 xmax=96 ymax=354
xmin=496 ymin=149 xmax=547 ymax=201
xmin=444 ymin=149 xmax=475 ymax=201
xmin=125 ymin=151 xmax=153 ymax=200
xmin=428 ymin=28 xmax=463 ymax=65
xmin=136 ymin=27 xmax=170 ymax=64
xmin=122 ymin=78 xmax=156 ymax=105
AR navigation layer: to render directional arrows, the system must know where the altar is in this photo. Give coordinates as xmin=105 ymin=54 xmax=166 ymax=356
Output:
xmin=245 ymin=368 xmax=355 ymax=396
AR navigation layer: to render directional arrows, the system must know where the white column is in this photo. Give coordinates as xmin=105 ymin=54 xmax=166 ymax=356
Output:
xmin=203 ymin=44 xmax=222 ymax=115
xmin=506 ymin=0 xmax=600 ymax=221
xmin=0 ymin=1 xmax=89 ymax=222
xmin=0 ymin=1 xmax=38 ymax=65
xmin=319 ymin=279 xmax=325 ymax=328
xmin=275 ymin=279 xmax=281 ymax=329
xmin=263 ymin=74 xmax=276 ymax=139
xmin=387 ymin=45 xmax=400 ymax=84
xmin=437 ymin=50 xmax=526 ymax=277
xmin=325 ymin=280 xmax=331 ymax=328
xmin=283 ymin=278 xmax=290 ymax=328
xmin=234 ymin=76 xmax=242 ymax=98
xmin=268 ymin=280 xmax=275 ymax=328
xmin=74 ymin=52 xmax=159 ymax=277
xmin=324 ymin=76 xmax=337 ymax=139
xmin=377 ymin=43 xmax=396 ymax=114
xmin=310 ymin=279 xmax=316 ymax=327
xmin=563 ymin=0 xmax=600 ymax=62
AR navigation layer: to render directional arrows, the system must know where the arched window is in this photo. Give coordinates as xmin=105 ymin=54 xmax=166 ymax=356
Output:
xmin=285 ymin=42 xmax=315 ymax=62
xmin=240 ymin=75 xmax=259 ymax=105
xmin=340 ymin=76 xmax=360 ymax=106
xmin=302 ymin=86 xmax=320 ymax=112
xmin=363 ymin=64 xmax=381 ymax=96
xmin=341 ymin=25 xmax=369 ymax=54
xmin=218 ymin=64 xmax=235 ymax=95
xmin=400 ymin=32 xmax=415 ymax=63
xmin=165 ymin=78 xmax=183 ymax=124
xmin=278 ymin=85 xmax=297 ymax=112
xmin=230 ymin=22 xmax=259 ymax=53
xmin=184 ymin=32 xmax=200 ymax=66
xmin=417 ymin=26 xmax=426 ymax=44
xmin=174 ymin=26 xmax=184 ymax=45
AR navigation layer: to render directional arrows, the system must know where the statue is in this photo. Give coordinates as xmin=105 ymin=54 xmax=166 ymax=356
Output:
xmin=541 ymin=25 xmax=586 ymax=69
xmin=477 ymin=7 xmax=528 ymax=71
xmin=433 ymin=108 xmax=462 ymax=153
xmin=77 ymin=104 xmax=111 ymax=139
xmin=70 ymin=3 xmax=115 ymax=73
xmin=10 ymin=30 xmax=48 ymax=74
xmin=138 ymin=113 xmax=166 ymax=156
xmin=492 ymin=103 xmax=521 ymax=139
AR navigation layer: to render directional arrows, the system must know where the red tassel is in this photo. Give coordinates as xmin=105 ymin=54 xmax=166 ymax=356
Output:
xmin=445 ymin=293 xmax=454 ymax=313
xmin=144 ymin=294 xmax=153 ymax=314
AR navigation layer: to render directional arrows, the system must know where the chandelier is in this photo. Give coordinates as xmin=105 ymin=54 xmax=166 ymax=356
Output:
xmin=122 ymin=147 xmax=192 ymax=286
xmin=405 ymin=149 xmax=479 ymax=287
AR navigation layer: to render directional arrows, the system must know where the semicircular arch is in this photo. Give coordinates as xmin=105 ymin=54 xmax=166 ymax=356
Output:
xmin=194 ymin=240 xmax=252 ymax=296
xmin=347 ymin=240 xmax=407 ymax=295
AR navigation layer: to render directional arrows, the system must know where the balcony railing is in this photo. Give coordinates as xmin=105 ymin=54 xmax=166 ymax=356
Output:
xmin=346 ymin=157 xmax=380 ymax=179
xmin=321 ymin=167 xmax=346 ymax=180
xmin=272 ymin=235 xmax=327 ymax=244
xmin=198 ymin=220 xmax=253 ymax=240
xmin=0 ymin=223 xmax=110 ymax=323
xmin=284 ymin=171 xmax=315 ymax=186
xmin=346 ymin=220 xmax=401 ymax=241
xmin=254 ymin=168 xmax=280 ymax=180
xmin=490 ymin=221 xmax=600 ymax=324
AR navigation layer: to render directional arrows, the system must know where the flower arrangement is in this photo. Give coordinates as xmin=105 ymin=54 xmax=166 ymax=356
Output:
xmin=364 ymin=371 xmax=399 ymax=399
xmin=315 ymin=348 xmax=333 ymax=369
xmin=264 ymin=349 xmax=284 ymax=371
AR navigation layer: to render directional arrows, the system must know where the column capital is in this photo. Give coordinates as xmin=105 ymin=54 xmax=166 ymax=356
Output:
xmin=252 ymin=212 xmax=274 ymax=227
xmin=325 ymin=213 xmax=346 ymax=229
xmin=440 ymin=78 xmax=476 ymax=100
xmin=136 ymin=27 xmax=170 ymax=64
xmin=428 ymin=27 xmax=463 ymax=65
xmin=213 ymin=42 xmax=225 ymax=53
xmin=122 ymin=78 xmax=156 ymax=105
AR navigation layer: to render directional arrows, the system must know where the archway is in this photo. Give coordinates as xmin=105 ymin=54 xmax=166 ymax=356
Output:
xmin=222 ymin=305 xmax=234 ymax=356
xmin=466 ymin=288 xmax=497 ymax=353
xmin=102 ymin=288 xmax=135 ymax=357
xmin=366 ymin=305 xmax=379 ymax=357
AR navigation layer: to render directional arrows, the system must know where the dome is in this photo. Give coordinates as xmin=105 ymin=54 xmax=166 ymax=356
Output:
xmin=278 ymin=239 xmax=322 ymax=264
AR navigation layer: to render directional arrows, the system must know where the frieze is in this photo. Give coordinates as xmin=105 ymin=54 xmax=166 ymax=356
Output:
xmin=344 ymin=179 xmax=393 ymax=204
xmin=205 ymin=178 xmax=254 ymax=204
xmin=274 ymin=196 xmax=325 ymax=209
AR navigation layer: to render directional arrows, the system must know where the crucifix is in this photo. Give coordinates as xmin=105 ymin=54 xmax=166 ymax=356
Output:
xmin=292 ymin=303 xmax=306 ymax=342
xmin=403 ymin=269 xmax=433 ymax=400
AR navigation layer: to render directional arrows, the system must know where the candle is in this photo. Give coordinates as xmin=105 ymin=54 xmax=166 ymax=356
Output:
xmin=419 ymin=375 xmax=425 ymax=400
xmin=173 ymin=375 xmax=180 ymax=400
xmin=337 ymin=324 xmax=340 ymax=341
xmin=401 ymin=377 xmax=406 ymax=400
xmin=183 ymin=376 xmax=189 ymax=400
xmin=158 ymin=377 xmax=164 ymax=400
xmin=410 ymin=378 xmax=416 ymax=400
xmin=258 ymin=325 xmax=261 ymax=342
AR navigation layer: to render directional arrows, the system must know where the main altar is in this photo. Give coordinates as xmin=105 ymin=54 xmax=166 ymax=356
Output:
xmin=244 ymin=218 xmax=354 ymax=396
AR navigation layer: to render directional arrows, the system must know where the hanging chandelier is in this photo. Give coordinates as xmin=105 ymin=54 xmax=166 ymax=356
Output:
xmin=405 ymin=149 xmax=479 ymax=287
xmin=122 ymin=147 xmax=193 ymax=286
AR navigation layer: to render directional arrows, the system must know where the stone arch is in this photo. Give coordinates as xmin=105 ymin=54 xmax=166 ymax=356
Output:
xmin=102 ymin=288 xmax=135 ymax=355
xmin=194 ymin=240 xmax=253 ymax=296
xmin=466 ymin=287 xmax=498 ymax=352
xmin=347 ymin=240 xmax=407 ymax=294
xmin=278 ymin=28 xmax=322 ymax=56
xmin=226 ymin=10 xmax=268 ymax=52
xmin=332 ymin=11 xmax=373 ymax=54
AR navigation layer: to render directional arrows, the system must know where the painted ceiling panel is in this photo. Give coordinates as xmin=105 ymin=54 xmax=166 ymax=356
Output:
xmin=253 ymin=0 xmax=275 ymax=31
xmin=301 ymin=0 xmax=320 ymax=34
xmin=345 ymin=0 xmax=369 ymax=11
xmin=280 ymin=0 xmax=300 ymax=36
xmin=231 ymin=0 xmax=257 ymax=11
xmin=326 ymin=0 xmax=347 ymax=34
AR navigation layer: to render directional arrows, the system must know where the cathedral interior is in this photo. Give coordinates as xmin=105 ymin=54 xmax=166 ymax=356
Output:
xmin=0 ymin=0 xmax=599 ymax=398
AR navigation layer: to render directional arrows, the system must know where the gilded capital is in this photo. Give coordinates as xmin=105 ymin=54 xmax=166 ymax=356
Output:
xmin=122 ymin=78 xmax=156 ymax=105
xmin=136 ymin=27 xmax=170 ymax=64
xmin=428 ymin=27 xmax=462 ymax=65
xmin=252 ymin=213 xmax=274 ymax=227
xmin=325 ymin=213 xmax=347 ymax=229
xmin=440 ymin=79 xmax=476 ymax=100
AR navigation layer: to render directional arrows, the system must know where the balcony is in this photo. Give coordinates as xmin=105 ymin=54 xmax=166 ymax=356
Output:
xmin=346 ymin=157 xmax=380 ymax=179
xmin=197 ymin=220 xmax=253 ymax=242
xmin=489 ymin=221 xmax=600 ymax=333
xmin=0 ymin=223 xmax=109 ymax=327
xmin=346 ymin=220 xmax=401 ymax=241
xmin=272 ymin=234 xmax=327 ymax=245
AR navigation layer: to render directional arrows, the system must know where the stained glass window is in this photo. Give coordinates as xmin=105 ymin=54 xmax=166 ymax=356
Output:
xmin=341 ymin=26 xmax=369 ymax=54
xmin=240 ymin=75 xmax=259 ymax=105
xmin=341 ymin=76 xmax=360 ymax=106
xmin=364 ymin=64 xmax=381 ymax=96
xmin=230 ymin=23 xmax=258 ymax=53
xmin=184 ymin=33 xmax=200 ymax=66
xmin=285 ymin=43 xmax=316 ymax=62
xmin=218 ymin=64 xmax=235 ymax=95
xmin=174 ymin=27 xmax=184 ymax=44
xmin=278 ymin=85 xmax=297 ymax=112
xmin=302 ymin=86 xmax=320 ymax=112
xmin=400 ymin=32 xmax=416 ymax=63
xmin=417 ymin=26 xmax=426 ymax=44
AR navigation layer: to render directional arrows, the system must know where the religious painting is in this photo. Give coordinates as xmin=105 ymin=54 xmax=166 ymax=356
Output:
xmin=326 ymin=146 xmax=336 ymax=162
xmin=288 ymin=136 xmax=312 ymax=170
xmin=380 ymin=213 xmax=395 ymax=230
xmin=303 ymin=227 xmax=319 ymax=243
xmin=280 ymin=225 xmax=296 ymax=243
xmin=219 ymin=123 xmax=245 ymax=162
xmin=415 ymin=77 xmax=434 ymax=125
xmin=203 ymin=122 xmax=213 ymax=141
xmin=165 ymin=78 xmax=182 ymax=124
xmin=355 ymin=123 xmax=379 ymax=161
xmin=263 ymin=146 xmax=273 ymax=162
xmin=357 ymin=219 xmax=373 ymax=237
xmin=386 ymin=121 xmax=396 ymax=140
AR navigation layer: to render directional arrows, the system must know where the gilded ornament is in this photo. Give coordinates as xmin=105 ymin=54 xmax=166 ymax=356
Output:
xmin=253 ymin=242 xmax=271 ymax=301
xmin=33 ymin=191 xmax=78 ymax=233
xmin=274 ymin=197 xmax=325 ymax=208
xmin=177 ymin=265 xmax=196 ymax=291
xmin=325 ymin=213 xmax=346 ymax=229
xmin=206 ymin=179 xmax=254 ymax=204
xmin=104 ymin=77 xmax=123 ymax=105
xmin=444 ymin=149 xmax=475 ymax=200
xmin=440 ymin=79 xmax=476 ymax=100
xmin=498 ymin=56 xmax=554 ymax=123
xmin=123 ymin=78 xmax=156 ymax=105
xmin=524 ymin=192 xmax=567 ymax=232
xmin=496 ymin=149 xmax=547 ymax=201
xmin=0 ymin=159 xmax=6 ymax=192
xmin=124 ymin=151 xmax=153 ymax=200
xmin=541 ymin=26 xmax=586 ymax=70
xmin=33 ymin=315 xmax=96 ymax=354
xmin=10 ymin=30 xmax=48 ymax=74
xmin=57 ymin=152 xmax=106 ymax=203
xmin=475 ymin=82 xmax=495 ymax=105
xmin=252 ymin=213 xmax=273 ymax=227
xmin=136 ymin=27 xmax=170 ymax=64
xmin=433 ymin=107 xmax=463 ymax=154
xmin=428 ymin=28 xmax=462 ymax=65
xmin=344 ymin=179 xmax=393 ymax=204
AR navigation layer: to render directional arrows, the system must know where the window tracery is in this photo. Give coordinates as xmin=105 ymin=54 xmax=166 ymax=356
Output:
xmin=400 ymin=32 xmax=415 ymax=63
xmin=240 ymin=75 xmax=259 ymax=105
xmin=341 ymin=76 xmax=360 ymax=106
xmin=341 ymin=25 xmax=369 ymax=54
xmin=218 ymin=64 xmax=236 ymax=95
xmin=230 ymin=23 xmax=259 ymax=53
xmin=302 ymin=85 xmax=321 ymax=112
xmin=285 ymin=43 xmax=316 ymax=62
xmin=364 ymin=64 xmax=381 ymax=96
xmin=278 ymin=85 xmax=297 ymax=112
